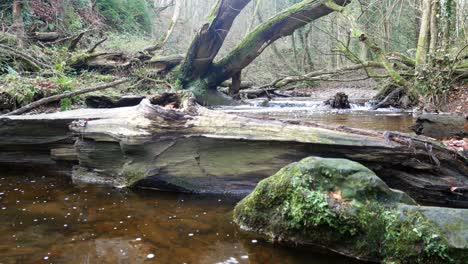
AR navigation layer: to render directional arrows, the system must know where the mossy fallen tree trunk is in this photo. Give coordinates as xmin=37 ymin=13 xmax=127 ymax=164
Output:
xmin=68 ymin=52 xmax=183 ymax=74
xmin=0 ymin=97 xmax=467 ymax=206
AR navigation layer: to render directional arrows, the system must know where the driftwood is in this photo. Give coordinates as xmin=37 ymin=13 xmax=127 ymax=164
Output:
xmin=29 ymin=32 xmax=61 ymax=42
xmin=3 ymin=79 xmax=129 ymax=116
xmin=0 ymin=96 xmax=467 ymax=207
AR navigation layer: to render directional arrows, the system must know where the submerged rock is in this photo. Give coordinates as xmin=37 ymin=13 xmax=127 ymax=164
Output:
xmin=234 ymin=157 xmax=467 ymax=263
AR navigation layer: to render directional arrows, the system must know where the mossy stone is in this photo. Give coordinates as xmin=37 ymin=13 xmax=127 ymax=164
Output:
xmin=234 ymin=157 xmax=467 ymax=263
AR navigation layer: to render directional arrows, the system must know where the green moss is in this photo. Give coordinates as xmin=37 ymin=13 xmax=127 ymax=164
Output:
xmin=121 ymin=164 xmax=148 ymax=187
xmin=234 ymin=157 xmax=460 ymax=263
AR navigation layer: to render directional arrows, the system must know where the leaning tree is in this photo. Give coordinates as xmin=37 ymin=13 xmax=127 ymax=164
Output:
xmin=175 ymin=0 xmax=353 ymax=105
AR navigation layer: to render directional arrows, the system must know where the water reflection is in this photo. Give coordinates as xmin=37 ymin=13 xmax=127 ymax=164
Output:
xmin=216 ymin=98 xmax=415 ymax=133
xmin=0 ymin=171 xmax=361 ymax=264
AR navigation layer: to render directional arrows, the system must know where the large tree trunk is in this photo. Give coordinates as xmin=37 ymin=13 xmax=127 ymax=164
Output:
xmin=416 ymin=0 xmax=432 ymax=65
xmin=178 ymin=0 xmax=352 ymax=104
xmin=429 ymin=0 xmax=440 ymax=54
xmin=12 ymin=0 xmax=25 ymax=48
xmin=1 ymin=97 xmax=467 ymax=207
xmin=178 ymin=0 xmax=251 ymax=85
xmin=205 ymin=0 xmax=352 ymax=87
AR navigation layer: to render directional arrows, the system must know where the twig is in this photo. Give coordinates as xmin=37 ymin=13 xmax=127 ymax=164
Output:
xmin=0 ymin=43 xmax=50 ymax=69
xmin=68 ymin=31 xmax=86 ymax=52
xmin=3 ymin=79 xmax=130 ymax=116
xmin=87 ymin=37 xmax=108 ymax=53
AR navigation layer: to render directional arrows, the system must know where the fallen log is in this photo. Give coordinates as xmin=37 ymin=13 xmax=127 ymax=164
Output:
xmin=0 ymin=43 xmax=50 ymax=69
xmin=410 ymin=114 xmax=467 ymax=139
xmin=0 ymin=32 xmax=17 ymax=45
xmin=68 ymin=52 xmax=182 ymax=74
xmin=29 ymin=32 xmax=61 ymax=42
xmin=0 ymin=96 xmax=467 ymax=207
xmin=3 ymin=79 xmax=129 ymax=116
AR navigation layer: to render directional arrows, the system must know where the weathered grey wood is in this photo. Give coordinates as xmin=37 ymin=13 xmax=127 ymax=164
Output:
xmin=0 ymin=99 xmax=467 ymax=206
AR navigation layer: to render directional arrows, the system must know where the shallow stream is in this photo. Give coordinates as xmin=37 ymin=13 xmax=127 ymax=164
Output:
xmin=216 ymin=98 xmax=416 ymax=133
xmin=0 ymin=98 xmax=416 ymax=263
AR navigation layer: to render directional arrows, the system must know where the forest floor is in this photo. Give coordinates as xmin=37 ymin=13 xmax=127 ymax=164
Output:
xmin=443 ymin=83 xmax=468 ymax=114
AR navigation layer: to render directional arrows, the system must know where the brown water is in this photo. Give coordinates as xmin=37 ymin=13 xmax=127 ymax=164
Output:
xmin=0 ymin=170 xmax=361 ymax=264
xmin=0 ymin=99 xmax=415 ymax=263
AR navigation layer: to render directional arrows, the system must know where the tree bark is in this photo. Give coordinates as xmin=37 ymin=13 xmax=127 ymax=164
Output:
xmin=230 ymin=71 xmax=242 ymax=99
xmin=416 ymin=0 xmax=432 ymax=65
xmin=429 ymin=0 xmax=440 ymax=54
xmin=178 ymin=0 xmax=252 ymax=84
xmin=12 ymin=0 xmax=25 ymax=48
xmin=205 ymin=0 xmax=352 ymax=88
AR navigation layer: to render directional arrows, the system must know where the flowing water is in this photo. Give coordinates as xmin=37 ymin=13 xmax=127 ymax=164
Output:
xmin=0 ymin=98 xmax=416 ymax=264
xmin=216 ymin=98 xmax=416 ymax=133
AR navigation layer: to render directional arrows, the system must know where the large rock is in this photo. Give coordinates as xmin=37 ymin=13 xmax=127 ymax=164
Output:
xmin=234 ymin=157 xmax=467 ymax=263
xmin=410 ymin=114 xmax=467 ymax=140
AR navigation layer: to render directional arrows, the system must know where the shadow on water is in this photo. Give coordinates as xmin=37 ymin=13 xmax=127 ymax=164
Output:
xmin=0 ymin=170 xmax=363 ymax=264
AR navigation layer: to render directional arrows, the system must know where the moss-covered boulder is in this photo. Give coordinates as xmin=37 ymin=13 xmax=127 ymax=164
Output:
xmin=234 ymin=157 xmax=467 ymax=263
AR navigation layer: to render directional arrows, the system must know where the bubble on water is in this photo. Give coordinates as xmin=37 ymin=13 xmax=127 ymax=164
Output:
xmin=43 ymin=256 xmax=49 ymax=260
xmin=146 ymin=253 xmax=155 ymax=259
xmin=135 ymin=237 xmax=142 ymax=241
xmin=251 ymin=240 xmax=257 ymax=244
xmin=1 ymin=207 xmax=6 ymax=210
xmin=241 ymin=255 xmax=248 ymax=259
xmin=188 ymin=233 xmax=194 ymax=237
xmin=64 ymin=224 xmax=68 ymax=227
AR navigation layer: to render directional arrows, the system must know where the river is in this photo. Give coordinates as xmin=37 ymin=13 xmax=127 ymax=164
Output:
xmin=0 ymin=99 xmax=416 ymax=263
